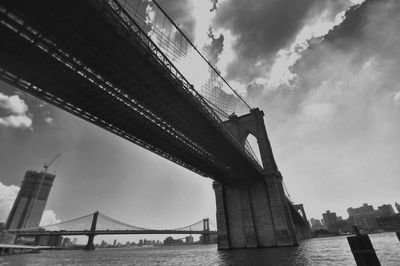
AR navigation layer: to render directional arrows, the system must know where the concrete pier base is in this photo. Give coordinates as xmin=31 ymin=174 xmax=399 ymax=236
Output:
xmin=213 ymin=176 xmax=297 ymax=249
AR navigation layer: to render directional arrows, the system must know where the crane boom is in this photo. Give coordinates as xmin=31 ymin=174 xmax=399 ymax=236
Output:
xmin=43 ymin=153 xmax=62 ymax=171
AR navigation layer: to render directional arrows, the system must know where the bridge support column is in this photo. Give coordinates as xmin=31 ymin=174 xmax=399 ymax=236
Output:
xmin=213 ymin=178 xmax=297 ymax=249
xmin=85 ymin=234 xmax=96 ymax=251
xmin=201 ymin=218 xmax=211 ymax=244
xmin=213 ymin=108 xmax=298 ymax=249
xmin=264 ymin=172 xmax=297 ymax=246
xmin=84 ymin=211 xmax=98 ymax=251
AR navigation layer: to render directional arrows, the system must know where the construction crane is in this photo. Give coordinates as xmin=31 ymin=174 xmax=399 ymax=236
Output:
xmin=42 ymin=153 xmax=62 ymax=172
xmin=23 ymin=153 xmax=61 ymax=228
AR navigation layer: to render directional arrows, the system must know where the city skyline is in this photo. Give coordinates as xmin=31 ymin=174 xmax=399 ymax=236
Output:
xmin=311 ymin=202 xmax=400 ymax=222
xmin=1 ymin=0 xmax=400 ymax=238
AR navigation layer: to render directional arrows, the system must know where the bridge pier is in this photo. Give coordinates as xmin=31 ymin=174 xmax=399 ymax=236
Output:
xmin=214 ymin=108 xmax=298 ymax=249
xmin=213 ymin=175 xmax=297 ymax=249
xmin=85 ymin=234 xmax=96 ymax=251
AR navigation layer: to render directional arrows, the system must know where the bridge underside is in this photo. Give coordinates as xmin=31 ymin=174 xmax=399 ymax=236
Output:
xmin=0 ymin=0 xmax=311 ymax=250
xmin=0 ymin=0 xmax=262 ymax=185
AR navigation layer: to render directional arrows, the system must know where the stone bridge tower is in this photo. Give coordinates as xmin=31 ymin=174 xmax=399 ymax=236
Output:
xmin=213 ymin=108 xmax=298 ymax=249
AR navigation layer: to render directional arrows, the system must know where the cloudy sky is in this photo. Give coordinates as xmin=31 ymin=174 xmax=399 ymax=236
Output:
xmin=1 ymin=0 xmax=400 ymax=242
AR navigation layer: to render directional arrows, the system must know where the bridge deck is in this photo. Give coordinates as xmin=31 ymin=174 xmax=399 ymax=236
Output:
xmin=0 ymin=0 xmax=263 ymax=184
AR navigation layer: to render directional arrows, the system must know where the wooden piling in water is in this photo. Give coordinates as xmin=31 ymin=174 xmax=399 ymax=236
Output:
xmin=347 ymin=226 xmax=381 ymax=266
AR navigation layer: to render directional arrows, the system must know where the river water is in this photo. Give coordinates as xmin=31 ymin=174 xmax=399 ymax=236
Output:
xmin=1 ymin=232 xmax=399 ymax=265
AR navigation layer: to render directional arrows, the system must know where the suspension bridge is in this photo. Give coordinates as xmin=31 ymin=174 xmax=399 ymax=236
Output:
xmin=6 ymin=211 xmax=217 ymax=250
xmin=0 ymin=0 xmax=311 ymax=249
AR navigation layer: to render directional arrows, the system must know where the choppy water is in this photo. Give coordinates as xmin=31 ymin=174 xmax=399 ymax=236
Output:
xmin=1 ymin=232 xmax=399 ymax=265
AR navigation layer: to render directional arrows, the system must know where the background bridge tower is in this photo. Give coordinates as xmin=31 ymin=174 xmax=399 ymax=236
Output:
xmin=213 ymin=108 xmax=298 ymax=249
xmin=201 ymin=218 xmax=210 ymax=244
xmin=84 ymin=211 xmax=99 ymax=251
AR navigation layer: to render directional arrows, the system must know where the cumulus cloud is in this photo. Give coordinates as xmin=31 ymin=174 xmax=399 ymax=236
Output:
xmin=212 ymin=0 xmax=358 ymax=83
xmin=0 ymin=92 xmax=32 ymax=129
xmin=394 ymin=91 xmax=400 ymax=106
xmin=45 ymin=116 xmax=54 ymax=125
xmin=0 ymin=182 xmax=20 ymax=223
xmin=150 ymin=0 xmax=196 ymax=39
xmin=0 ymin=93 xmax=28 ymax=114
xmin=242 ymin=0 xmax=400 ymax=217
xmin=0 ymin=181 xmax=60 ymax=226
xmin=40 ymin=210 xmax=61 ymax=226
xmin=203 ymin=28 xmax=224 ymax=65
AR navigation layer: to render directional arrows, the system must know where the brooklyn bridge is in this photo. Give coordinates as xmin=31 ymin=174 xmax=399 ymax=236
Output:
xmin=0 ymin=0 xmax=311 ymax=249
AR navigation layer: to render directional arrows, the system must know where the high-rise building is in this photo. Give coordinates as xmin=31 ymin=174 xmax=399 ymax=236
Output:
xmin=322 ymin=210 xmax=338 ymax=230
xmin=376 ymin=204 xmax=395 ymax=217
xmin=347 ymin=203 xmax=378 ymax=230
xmin=5 ymin=171 xmax=56 ymax=229
xmin=347 ymin=203 xmax=375 ymax=217
xmin=62 ymin=237 xmax=71 ymax=248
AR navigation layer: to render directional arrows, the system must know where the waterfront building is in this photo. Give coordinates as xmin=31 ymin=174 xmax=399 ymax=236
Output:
xmin=347 ymin=203 xmax=378 ymax=230
xmin=376 ymin=204 xmax=395 ymax=217
xmin=164 ymin=236 xmax=184 ymax=245
xmin=186 ymin=235 xmax=194 ymax=244
xmin=322 ymin=211 xmax=338 ymax=232
xmin=38 ymin=235 xmax=62 ymax=247
xmin=62 ymin=237 xmax=71 ymax=248
xmin=310 ymin=218 xmax=323 ymax=231
xmin=348 ymin=215 xmax=378 ymax=230
xmin=376 ymin=215 xmax=400 ymax=231
xmin=347 ymin=203 xmax=375 ymax=217
xmin=5 ymin=171 xmax=56 ymax=229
